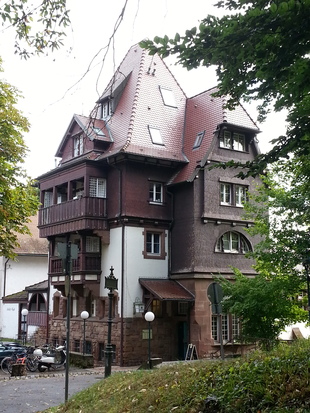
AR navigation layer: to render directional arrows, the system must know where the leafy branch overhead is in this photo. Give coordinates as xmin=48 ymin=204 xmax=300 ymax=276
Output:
xmin=0 ymin=0 xmax=70 ymax=58
xmin=140 ymin=0 xmax=310 ymax=176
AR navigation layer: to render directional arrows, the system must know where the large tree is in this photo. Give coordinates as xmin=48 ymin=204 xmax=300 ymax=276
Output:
xmin=141 ymin=0 xmax=310 ymax=177
xmin=0 ymin=60 xmax=39 ymax=258
xmin=0 ymin=0 xmax=70 ymax=58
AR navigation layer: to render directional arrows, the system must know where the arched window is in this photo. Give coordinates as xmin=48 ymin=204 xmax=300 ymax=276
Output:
xmin=216 ymin=231 xmax=251 ymax=254
xmin=29 ymin=293 xmax=46 ymax=312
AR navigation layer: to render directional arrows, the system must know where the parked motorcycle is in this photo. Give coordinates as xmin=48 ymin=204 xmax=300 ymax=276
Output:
xmin=33 ymin=345 xmax=66 ymax=372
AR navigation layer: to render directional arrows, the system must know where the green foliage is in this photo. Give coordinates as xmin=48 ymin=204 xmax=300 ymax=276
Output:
xmin=45 ymin=340 xmax=310 ymax=412
xmin=0 ymin=59 xmax=39 ymax=258
xmin=140 ymin=0 xmax=310 ymax=177
xmin=0 ymin=0 xmax=70 ymax=57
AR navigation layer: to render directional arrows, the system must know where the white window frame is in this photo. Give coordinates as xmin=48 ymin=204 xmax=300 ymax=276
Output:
xmin=220 ymin=183 xmax=231 ymax=205
xmin=159 ymin=87 xmax=177 ymax=107
xmin=101 ymin=100 xmax=112 ymax=119
xmin=220 ymin=130 xmax=232 ymax=149
xmin=43 ymin=191 xmax=53 ymax=208
xmin=148 ymin=126 xmax=164 ymax=145
xmin=149 ymin=182 xmax=163 ymax=204
xmin=233 ymin=133 xmax=246 ymax=151
xmin=74 ymin=135 xmax=84 ymax=157
xmin=193 ymin=131 xmax=205 ymax=149
xmin=89 ymin=177 xmax=106 ymax=198
xmin=216 ymin=231 xmax=250 ymax=254
xmin=235 ymin=185 xmax=247 ymax=207
xmin=146 ymin=232 xmax=160 ymax=255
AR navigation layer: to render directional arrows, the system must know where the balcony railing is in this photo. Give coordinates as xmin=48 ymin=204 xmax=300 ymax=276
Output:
xmin=50 ymin=253 xmax=101 ymax=275
xmin=28 ymin=311 xmax=48 ymax=327
xmin=38 ymin=197 xmax=107 ymax=227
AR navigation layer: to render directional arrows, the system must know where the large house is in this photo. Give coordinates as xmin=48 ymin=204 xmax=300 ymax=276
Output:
xmin=37 ymin=45 xmax=261 ymax=366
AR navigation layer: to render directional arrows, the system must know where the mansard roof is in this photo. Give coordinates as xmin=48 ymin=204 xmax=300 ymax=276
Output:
xmin=52 ymin=44 xmax=260 ymax=183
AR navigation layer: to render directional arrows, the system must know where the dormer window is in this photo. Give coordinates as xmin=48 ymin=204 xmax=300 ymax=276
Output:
xmin=93 ymin=127 xmax=105 ymax=137
xmin=101 ymin=99 xmax=112 ymax=119
xmin=220 ymin=130 xmax=246 ymax=151
xmin=74 ymin=135 xmax=84 ymax=157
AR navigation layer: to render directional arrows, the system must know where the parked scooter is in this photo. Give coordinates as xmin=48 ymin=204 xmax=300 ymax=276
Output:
xmin=33 ymin=345 xmax=66 ymax=372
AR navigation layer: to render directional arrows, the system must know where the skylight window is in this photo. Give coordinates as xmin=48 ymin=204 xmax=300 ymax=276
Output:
xmin=93 ymin=127 xmax=105 ymax=137
xmin=193 ymin=131 xmax=205 ymax=149
xmin=148 ymin=126 xmax=164 ymax=145
xmin=159 ymin=87 xmax=177 ymax=107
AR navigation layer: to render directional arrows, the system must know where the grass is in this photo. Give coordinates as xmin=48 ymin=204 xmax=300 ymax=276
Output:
xmin=44 ymin=340 xmax=310 ymax=413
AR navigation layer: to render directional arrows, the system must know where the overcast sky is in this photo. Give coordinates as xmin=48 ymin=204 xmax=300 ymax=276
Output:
xmin=0 ymin=0 xmax=286 ymax=179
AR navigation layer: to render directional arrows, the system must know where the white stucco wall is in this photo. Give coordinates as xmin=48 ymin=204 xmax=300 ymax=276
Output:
xmin=2 ymin=303 xmax=19 ymax=340
xmin=101 ymin=226 xmax=169 ymax=318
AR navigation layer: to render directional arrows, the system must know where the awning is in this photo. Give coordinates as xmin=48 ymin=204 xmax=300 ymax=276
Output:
xmin=139 ymin=278 xmax=195 ymax=301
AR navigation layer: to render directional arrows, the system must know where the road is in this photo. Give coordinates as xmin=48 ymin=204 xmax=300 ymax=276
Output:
xmin=0 ymin=368 xmax=118 ymax=413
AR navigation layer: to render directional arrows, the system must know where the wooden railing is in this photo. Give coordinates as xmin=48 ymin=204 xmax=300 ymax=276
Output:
xmin=50 ymin=253 xmax=101 ymax=275
xmin=28 ymin=311 xmax=48 ymax=327
xmin=38 ymin=197 xmax=107 ymax=226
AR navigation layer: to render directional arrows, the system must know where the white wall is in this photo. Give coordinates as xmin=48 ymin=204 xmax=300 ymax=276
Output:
xmin=2 ymin=303 xmax=19 ymax=340
xmin=101 ymin=226 xmax=169 ymax=318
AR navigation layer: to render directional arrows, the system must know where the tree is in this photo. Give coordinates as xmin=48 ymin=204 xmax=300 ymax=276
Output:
xmin=217 ymin=160 xmax=310 ymax=347
xmin=0 ymin=60 xmax=39 ymax=258
xmin=140 ymin=0 xmax=310 ymax=177
xmin=0 ymin=0 xmax=70 ymax=58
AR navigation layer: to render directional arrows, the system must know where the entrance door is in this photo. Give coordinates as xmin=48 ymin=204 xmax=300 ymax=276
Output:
xmin=177 ymin=321 xmax=188 ymax=360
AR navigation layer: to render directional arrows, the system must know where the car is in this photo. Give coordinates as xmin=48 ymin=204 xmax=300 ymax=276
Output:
xmin=0 ymin=343 xmax=26 ymax=363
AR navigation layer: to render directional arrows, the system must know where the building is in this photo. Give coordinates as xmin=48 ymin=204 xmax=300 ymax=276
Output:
xmin=37 ymin=45 xmax=261 ymax=365
xmin=0 ymin=215 xmax=52 ymax=343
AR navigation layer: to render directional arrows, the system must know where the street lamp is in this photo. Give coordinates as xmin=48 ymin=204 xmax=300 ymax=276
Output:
xmin=144 ymin=311 xmax=155 ymax=369
xmin=21 ymin=308 xmax=28 ymax=346
xmin=80 ymin=311 xmax=89 ymax=355
xmin=104 ymin=266 xmax=118 ymax=378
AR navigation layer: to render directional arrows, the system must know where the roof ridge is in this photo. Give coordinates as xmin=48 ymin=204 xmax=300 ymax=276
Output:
xmin=121 ymin=47 xmax=147 ymax=152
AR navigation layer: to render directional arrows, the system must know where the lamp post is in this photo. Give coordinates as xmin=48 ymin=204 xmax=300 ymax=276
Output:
xmin=21 ymin=308 xmax=28 ymax=346
xmin=303 ymin=258 xmax=310 ymax=322
xmin=144 ymin=311 xmax=155 ymax=369
xmin=80 ymin=311 xmax=89 ymax=355
xmin=104 ymin=266 xmax=118 ymax=378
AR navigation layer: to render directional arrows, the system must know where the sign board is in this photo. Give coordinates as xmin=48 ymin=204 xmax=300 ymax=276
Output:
xmin=185 ymin=344 xmax=198 ymax=361
xmin=207 ymin=283 xmax=223 ymax=314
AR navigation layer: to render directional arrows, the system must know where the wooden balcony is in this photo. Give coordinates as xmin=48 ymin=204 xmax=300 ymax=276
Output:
xmin=38 ymin=197 xmax=108 ymax=237
xmin=49 ymin=253 xmax=101 ymax=286
xmin=28 ymin=311 xmax=48 ymax=327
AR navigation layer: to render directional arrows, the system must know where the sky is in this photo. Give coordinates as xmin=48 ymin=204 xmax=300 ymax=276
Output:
xmin=0 ymin=0 xmax=287 ymax=179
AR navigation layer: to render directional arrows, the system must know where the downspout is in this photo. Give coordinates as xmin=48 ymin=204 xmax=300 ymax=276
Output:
xmin=107 ymin=158 xmax=124 ymax=366
xmin=3 ymin=258 xmax=9 ymax=298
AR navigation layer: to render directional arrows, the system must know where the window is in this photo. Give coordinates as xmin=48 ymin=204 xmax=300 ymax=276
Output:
xmin=220 ymin=183 xmax=231 ymax=205
xmin=93 ymin=127 xmax=105 ymax=137
xmin=91 ymin=299 xmax=96 ymax=317
xmin=147 ymin=232 xmax=160 ymax=254
xmin=43 ymin=191 xmax=53 ymax=208
xmin=101 ymin=100 xmax=112 ymax=119
xmin=219 ymin=130 xmax=246 ymax=151
xmin=233 ymin=133 xmax=245 ymax=151
xmin=212 ymin=314 xmax=240 ymax=343
xmin=74 ymin=135 xmax=84 ymax=157
xmin=220 ymin=182 xmax=248 ymax=207
xmin=74 ymin=340 xmax=80 ymax=353
xmin=193 ymin=131 xmax=205 ymax=149
xmin=86 ymin=236 xmax=100 ymax=253
xmin=148 ymin=126 xmax=164 ymax=145
xmin=89 ymin=177 xmax=106 ymax=198
xmin=235 ymin=185 xmax=247 ymax=206
xmin=149 ymin=182 xmax=163 ymax=204
xmin=159 ymin=87 xmax=177 ymax=107
xmin=178 ymin=302 xmax=188 ymax=315
xmin=216 ymin=231 xmax=251 ymax=254
xmin=152 ymin=299 xmax=162 ymax=317
xmin=143 ymin=230 xmax=166 ymax=259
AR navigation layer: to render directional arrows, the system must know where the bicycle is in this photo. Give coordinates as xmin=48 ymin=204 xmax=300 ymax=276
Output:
xmin=1 ymin=347 xmax=39 ymax=374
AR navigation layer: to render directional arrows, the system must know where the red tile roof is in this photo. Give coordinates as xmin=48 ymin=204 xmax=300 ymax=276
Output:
xmin=139 ymin=278 xmax=195 ymax=301
xmin=14 ymin=215 xmax=48 ymax=255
